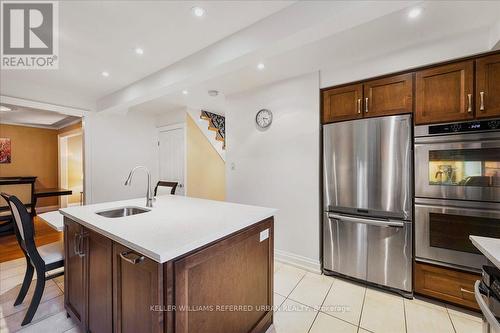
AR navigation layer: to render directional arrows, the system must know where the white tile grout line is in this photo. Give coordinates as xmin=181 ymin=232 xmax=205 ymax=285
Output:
xmin=403 ymin=297 xmax=408 ymax=333
xmin=445 ymin=306 xmax=458 ymax=333
xmin=306 ymin=278 xmax=334 ymax=333
xmin=356 ymin=286 xmax=368 ymax=332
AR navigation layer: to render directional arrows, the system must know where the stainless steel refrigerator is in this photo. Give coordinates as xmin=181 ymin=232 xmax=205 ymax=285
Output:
xmin=323 ymin=114 xmax=413 ymax=295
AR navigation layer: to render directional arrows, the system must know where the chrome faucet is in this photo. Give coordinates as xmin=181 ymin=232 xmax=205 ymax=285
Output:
xmin=124 ymin=166 xmax=153 ymax=208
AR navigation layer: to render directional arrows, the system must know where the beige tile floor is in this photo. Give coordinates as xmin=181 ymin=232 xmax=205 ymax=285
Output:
xmin=0 ymin=258 xmax=483 ymax=333
xmin=270 ymin=262 xmax=483 ymax=333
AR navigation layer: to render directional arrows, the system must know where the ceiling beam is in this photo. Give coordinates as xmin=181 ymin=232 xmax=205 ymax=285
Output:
xmin=0 ymin=95 xmax=89 ymax=117
xmin=96 ymin=0 xmax=418 ymax=113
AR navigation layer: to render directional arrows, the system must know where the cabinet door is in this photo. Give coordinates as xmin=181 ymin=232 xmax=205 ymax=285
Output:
xmin=363 ymin=73 xmax=413 ymax=118
xmin=86 ymin=229 xmax=112 ymax=333
xmin=322 ymin=84 xmax=363 ymax=123
xmin=415 ymin=262 xmax=479 ymax=310
xmin=174 ymin=219 xmax=273 ymax=333
xmin=113 ymin=244 xmax=163 ymax=333
xmin=415 ymin=61 xmax=474 ymax=124
xmin=476 ymin=53 xmax=500 ymax=119
xmin=63 ymin=217 xmax=86 ymax=326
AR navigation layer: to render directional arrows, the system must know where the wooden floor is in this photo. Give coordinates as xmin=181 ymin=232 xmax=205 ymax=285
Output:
xmin=0 ymin=217 xmax=62 ymax=263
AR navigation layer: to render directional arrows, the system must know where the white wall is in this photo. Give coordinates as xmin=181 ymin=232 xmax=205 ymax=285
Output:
xmin=226 ymin=72 xmax=321 ymax=272
xmin=84 ymin=110 xmax=159 ymax=204
xmin=156 ymin=107 xmax=187 ymax=127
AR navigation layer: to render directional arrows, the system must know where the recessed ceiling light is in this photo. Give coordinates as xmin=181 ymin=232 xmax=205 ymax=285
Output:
xmin=134 ymin=47 xmax=144 ymax=55
xmin=101 ymin=71 xmax=110 ymax=77
xmin=182 ymin=90 xmax=188 ymax=95
xmin=408 ymin=7 xmax=422 ymax=19
xmin=257 ymin=63 xmax=265 ymax=70
xmin=0 ymin=105 xmax=12 ymax=112
xmin=191 ymin=6 xmax=206 ymax=17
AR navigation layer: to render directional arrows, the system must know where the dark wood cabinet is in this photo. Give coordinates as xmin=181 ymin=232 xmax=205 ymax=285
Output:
xmin=415 ymin=61 xmax=474 ymax=124
xmin=87 ymin=229 xmax=113 ymax=333
xmin=414 ymin=261 xmax=479 ymax=310
xmin=322 ymin=84 xmax=363 ymax=123
xmin=113 ymin=243 xmax=163 ymax=333
xmin=476 ymin=53 xmax=500 ymax=119
xmin=64 ymin=216 xmax=274 ymax=333
xmin=363 ymin=73 xmax=413 ymax=118
xmin=174 ymin=219 xmax=273 ymax=333
xmin=64 ymin=217 xmax=86 ymax=326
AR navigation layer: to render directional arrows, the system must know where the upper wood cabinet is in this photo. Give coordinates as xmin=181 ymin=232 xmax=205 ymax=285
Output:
xmin=476 ymin=53 xmax=500 ymax=119
xmin=415 ymin=61 xmax=474 ymax=124
xmin=364 ymin=73 xmax=413 ymax=118
xmin=322 ymin=84 xmax=363 ymax=123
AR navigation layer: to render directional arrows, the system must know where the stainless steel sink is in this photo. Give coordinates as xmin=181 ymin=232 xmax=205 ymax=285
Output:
xmin=96 ymin=206 xmax=150 ymax=218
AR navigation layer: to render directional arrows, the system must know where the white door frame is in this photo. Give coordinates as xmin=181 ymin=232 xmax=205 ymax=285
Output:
xmin=157 ymin=123 xmax=187 ymax=195
xmin=58 ymin=129 xmax=83 ymax=207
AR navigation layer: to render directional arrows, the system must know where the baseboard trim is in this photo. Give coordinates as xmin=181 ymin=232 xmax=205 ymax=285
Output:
xmin=275 ymin=249 xmax=321 ymax=274
xmin=36 ymin=205 xmax=60 ymax=213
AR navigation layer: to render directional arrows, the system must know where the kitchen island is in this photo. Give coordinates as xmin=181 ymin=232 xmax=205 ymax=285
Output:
xmin=59 ymin=195 xmax=276 ymax=333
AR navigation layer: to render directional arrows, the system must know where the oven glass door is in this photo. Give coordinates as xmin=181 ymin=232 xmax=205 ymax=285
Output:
xmin=415 ymin=201 xmax=500 ymax=270
xmin=415 ymin=136 xmax=500 ymax=202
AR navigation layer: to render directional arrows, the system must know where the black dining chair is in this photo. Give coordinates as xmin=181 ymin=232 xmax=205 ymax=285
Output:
xmin=154 ymin=181 xmax=179 ymax=196
xmin=0 ymin=193 xmax=64 ymax=326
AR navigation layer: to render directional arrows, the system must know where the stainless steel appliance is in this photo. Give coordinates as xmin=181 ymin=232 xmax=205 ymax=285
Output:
xmin=323 ymin=114 xmax=413 ymax=295
xmin=414 ymin=119 xmax=500 ymax=271
xmin=476 ymin=265 xmax=500 ymax=333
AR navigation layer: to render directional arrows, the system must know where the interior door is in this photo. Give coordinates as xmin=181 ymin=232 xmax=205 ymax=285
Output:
xmin=158 ymin=127 xmax=185 ymax=195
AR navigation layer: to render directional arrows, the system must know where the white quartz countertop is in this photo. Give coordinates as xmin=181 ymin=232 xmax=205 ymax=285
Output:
xmin=470 ymin=235 xmax=500 ymax=269
xmin=60 ymin=195 xmax=277 ymax=263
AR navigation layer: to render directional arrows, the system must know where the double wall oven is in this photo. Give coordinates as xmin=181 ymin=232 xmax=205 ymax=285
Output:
xmin=415 ymin=119 xmax=500 ymax=271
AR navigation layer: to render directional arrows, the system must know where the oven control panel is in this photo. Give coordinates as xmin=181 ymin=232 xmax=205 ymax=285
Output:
xmin=428 ymin=119 xmax=500 ymax=134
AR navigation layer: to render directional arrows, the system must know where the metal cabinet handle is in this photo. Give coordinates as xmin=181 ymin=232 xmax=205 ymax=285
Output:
xmin=120 ymin=250 xmax=145 ymax=264
xmin=328 ymin=213 xmax=404 ymax=228
xmin=365 ymin=97 xmax=369 ymax=113
xmin=460 ymin=287 xmax=474 ymax=295
xmin=357 ymin=99 xmax=361 ymax=114
xmin=474 ymin=281 xmax=500 ymax=331
xmin=467 ymin=94 xmax=472 ymax=113
xmin=480 ymin=91 xmax=485 ymax=111
xmin=73 ymin=233 xmax=80 ymax=255
xmin=78 ymin=232 xmax=87 ymax=257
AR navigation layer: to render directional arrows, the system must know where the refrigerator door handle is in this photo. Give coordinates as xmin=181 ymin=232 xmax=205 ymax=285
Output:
xmin=328 ymin=213 xmax=404 ymax=228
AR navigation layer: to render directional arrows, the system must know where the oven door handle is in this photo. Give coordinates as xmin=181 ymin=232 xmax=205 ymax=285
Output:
xmin=474 ymin=280 xmax=500 ymax=331
xmin=328 ymin=213 xmax=404 ymax=228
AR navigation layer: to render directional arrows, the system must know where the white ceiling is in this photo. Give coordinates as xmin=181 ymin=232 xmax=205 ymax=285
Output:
xmin=0 ymin=104 xmax=80 ymax=129
xmin=0 ymin=1 xmax=293 ymax=110
xmin=130 ymin=0 xmax=500 ymax=116
xmin=2 ymin=1 xmax=500 ymax=117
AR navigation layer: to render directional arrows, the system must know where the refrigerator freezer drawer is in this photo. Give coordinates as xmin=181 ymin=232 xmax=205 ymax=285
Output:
xmin=366 ymin=221 xmax=412 ymax=292
xmin=323 ymin=213 xmax=412 ymax=292
xmin=323 ymin=214 xmax=367 ymax=281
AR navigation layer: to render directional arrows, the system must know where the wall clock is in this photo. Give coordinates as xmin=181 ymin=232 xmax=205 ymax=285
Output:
xmin=256 ymin=109 xmax=273 ymax=129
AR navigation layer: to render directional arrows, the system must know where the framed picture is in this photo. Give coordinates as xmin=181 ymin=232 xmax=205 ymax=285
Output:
xmin=0 ymin=138 xmax=11 ymax=164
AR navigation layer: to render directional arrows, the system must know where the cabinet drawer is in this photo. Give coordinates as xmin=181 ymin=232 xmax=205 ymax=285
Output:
xmin=414 ymin=261 xmax=480 ymax=310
